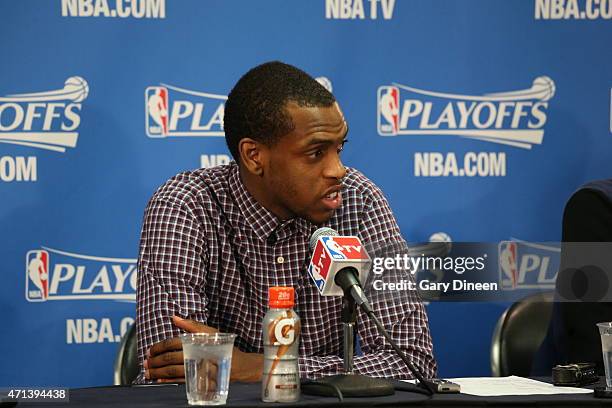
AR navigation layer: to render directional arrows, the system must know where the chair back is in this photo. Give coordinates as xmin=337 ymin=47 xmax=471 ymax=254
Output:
xmin=491 ymin=291 xmax=554 ymax=376
xmin=113 ymin=324 xmax=139 ymax=385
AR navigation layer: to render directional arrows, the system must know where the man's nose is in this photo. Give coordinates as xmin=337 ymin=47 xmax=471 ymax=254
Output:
xmin=325 ymin=155 xmax=346 ymax=181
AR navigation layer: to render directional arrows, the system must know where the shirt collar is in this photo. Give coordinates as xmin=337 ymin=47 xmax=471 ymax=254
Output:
xmin=229 ymin=164 xmax=279 ymax=242
xmin=228 ymin=163 xmax=323 ymax=242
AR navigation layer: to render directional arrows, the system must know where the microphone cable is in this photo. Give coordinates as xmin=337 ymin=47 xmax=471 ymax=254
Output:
xmin=364 ymin=308 xmax=435 ymax=395
xmin=333 ymin=267 xmax=434 ymax=395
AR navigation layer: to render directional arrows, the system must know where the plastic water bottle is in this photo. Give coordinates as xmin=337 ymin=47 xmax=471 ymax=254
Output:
xmin=262 ymin=286 xmax=301 ymax=402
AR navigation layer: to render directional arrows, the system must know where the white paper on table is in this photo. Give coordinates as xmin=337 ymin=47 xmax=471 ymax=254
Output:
xmin=438 ymin=376 xmax=594 ymax=396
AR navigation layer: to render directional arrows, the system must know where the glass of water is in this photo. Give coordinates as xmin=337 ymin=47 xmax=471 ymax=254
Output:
xmin=180 ymin=333 xmax=236 ymax=405
xmin=597 ymin=322 xmax=612 ymax=389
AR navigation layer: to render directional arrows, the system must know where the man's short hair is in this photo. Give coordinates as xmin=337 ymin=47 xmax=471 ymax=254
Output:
xmin=224 ymin=61 xmax=336 ymax=162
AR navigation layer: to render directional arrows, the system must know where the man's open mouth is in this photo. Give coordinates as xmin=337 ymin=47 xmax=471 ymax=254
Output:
xmin=321 ymin=189 xmax=342 ymax=210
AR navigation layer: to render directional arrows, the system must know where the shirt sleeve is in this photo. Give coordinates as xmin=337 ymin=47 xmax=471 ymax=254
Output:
xmin=134 ymin=198 xmax=209 ymax=384
xmin=299 ymin=183 xmax=437 ymax=380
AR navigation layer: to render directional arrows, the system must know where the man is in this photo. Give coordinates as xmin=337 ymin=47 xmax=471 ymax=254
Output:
xmin=533 ymin=179 xmax=612 ymax=375
xmin=135 ymin=61 xmax=436 ymax=383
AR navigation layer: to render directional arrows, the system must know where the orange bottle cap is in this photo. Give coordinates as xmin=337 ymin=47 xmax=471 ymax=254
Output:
xmin=269 ymin=286 xmax=294 ymax=308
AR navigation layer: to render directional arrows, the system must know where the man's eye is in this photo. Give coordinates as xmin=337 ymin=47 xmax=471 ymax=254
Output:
xmin=310 ymin=149 xmax=324 ymax=158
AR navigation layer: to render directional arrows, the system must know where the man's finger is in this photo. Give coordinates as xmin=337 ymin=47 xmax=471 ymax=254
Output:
xmin=157 ymin=378 xmax=185 ymax=384
xmin=148 ymin=364 xmax=185 ymax=380
xmin=147 ymin=350 xmax=183 ymax=368
xmin=172 ymin=316 xmax=218 ymax=334
xmin=200 ymin=377 xmax=217 ymax=393
xmin=207 ymin=359 xmax=219 ymax=385
xmin=149 ymin=337 xmax=182 ymax=358
xmin=201 ymin=360 xmax=219 ymax=393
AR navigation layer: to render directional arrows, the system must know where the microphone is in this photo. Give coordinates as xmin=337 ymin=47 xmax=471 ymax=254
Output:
xmin=307 ymin=228 xmax=372 ymax=312
xmin=306 ymin=227 xmax=435 ymax=395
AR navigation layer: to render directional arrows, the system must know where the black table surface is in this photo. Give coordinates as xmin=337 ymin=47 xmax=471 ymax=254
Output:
xmin=13 ymin=378 xmax=612 ymax=408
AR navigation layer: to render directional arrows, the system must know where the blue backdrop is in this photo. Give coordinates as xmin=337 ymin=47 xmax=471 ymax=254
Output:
xmin=1 ymin=0 xmax=611 ymax=387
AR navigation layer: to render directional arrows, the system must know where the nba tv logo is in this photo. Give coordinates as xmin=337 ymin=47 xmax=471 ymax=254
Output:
xmin=145 ymin=84 xmax=226 ymax=138
xmin=26 ymin=250 xmax=49 ymax=301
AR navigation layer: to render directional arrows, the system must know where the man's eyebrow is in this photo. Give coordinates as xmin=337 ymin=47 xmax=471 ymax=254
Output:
xmin=303 ymin=129 xmax=349 ymax=147
xmin=304 ymin=137 xmax=334 ymax=146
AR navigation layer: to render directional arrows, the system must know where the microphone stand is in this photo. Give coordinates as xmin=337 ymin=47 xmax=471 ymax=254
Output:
xmin=301 ymin=296 xmax=395 ymax=397
xmin=342 ymin=296 xmax=357 ymax=374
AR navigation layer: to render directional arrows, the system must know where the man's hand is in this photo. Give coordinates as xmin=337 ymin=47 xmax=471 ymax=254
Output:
xmin=229 ymin=347 xmax=264 ymax=383
xmin=145 ymin=316 xmax=216 ymax=383
xmin=145 ymin=316 xmax=263 ymax=383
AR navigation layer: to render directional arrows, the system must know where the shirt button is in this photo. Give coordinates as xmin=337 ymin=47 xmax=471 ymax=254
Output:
xmin=276 ymin=256 xmax=285 ymax=264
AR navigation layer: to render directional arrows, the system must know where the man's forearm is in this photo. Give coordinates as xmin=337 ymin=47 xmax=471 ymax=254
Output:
xmin=299 ymin=349 xmax=436 ymax=380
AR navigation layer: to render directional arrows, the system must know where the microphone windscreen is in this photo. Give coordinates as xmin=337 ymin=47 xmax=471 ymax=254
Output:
xmin=309 ymin=227 xmax=338 ymax=250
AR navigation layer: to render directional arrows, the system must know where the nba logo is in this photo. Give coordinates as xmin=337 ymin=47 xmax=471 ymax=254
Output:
xmin=499 ymin=242 xmax=518 ymax=289
xmin=308 ymin=239 xmax=331 ymax=292
xmin=307 ymin=263 xmax=325 ymax=290
xmin=145 ymin=86 xmax=169 ymax=137
xmin=26 ymin=250 xmax=50 ymax=302
xmin=322 ymin=236 xmax=346 ymax=260
xmin=377 ymin=86 xmax=399 ymax=136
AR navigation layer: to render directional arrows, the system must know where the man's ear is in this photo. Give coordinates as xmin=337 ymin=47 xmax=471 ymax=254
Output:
xmin=238 ymin=138 xmax=266 ymax=176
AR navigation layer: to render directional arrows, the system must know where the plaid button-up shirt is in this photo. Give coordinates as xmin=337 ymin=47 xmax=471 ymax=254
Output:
xmin=135 ymin=163 xmax=436 ymax=383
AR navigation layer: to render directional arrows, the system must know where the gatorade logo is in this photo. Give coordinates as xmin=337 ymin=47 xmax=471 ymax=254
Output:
xmin=273 ymin=318 xmax=296 ymax=346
